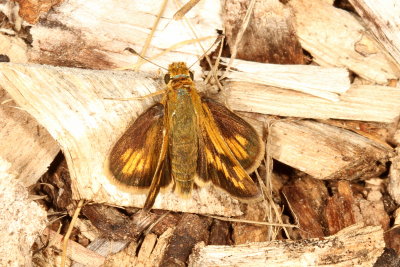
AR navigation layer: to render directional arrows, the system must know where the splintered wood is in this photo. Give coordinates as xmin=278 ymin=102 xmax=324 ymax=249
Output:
xmin=188 ymin=224 xmax=385 ymax=266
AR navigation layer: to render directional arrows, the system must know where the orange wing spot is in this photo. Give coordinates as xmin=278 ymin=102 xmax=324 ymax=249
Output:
xmin=221 ymin=161 xmax=230 ymax=178
xmin=205 ymin=148 xmax=214 ymax=163
xmin=235 ymin=134 xmax=248 ymax=146
xmin=227 ymin=138 xmax=248 ymax=160
xmin=233 ymin=165 xmax=246 ymax=181
xmin=135 ymin=158 xmax=145 ymax=172
xmin=120 ymin=148 xmax=133 ymax=162
xmin=121 ymin=150 xmax=143 ymax=175
xmin=215 ymin=155 xmax=223 ymax=170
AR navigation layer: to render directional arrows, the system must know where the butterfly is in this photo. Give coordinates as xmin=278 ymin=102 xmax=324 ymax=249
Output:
xmin=107 ymin=62 xmax=264 ymax=210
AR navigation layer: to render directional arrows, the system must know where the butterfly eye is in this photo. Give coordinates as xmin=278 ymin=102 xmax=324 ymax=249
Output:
xmin=164 ymin=74 xmax=171 ymax=84
xmin=189 ymin=71 xmax=194 ymax=80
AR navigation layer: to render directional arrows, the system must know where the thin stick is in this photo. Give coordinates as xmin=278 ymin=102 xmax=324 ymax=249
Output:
xmin=135 ymin=0 xmax=169 ymax=71
xmin=173 ymin=0 xmax=202 ymax=20
xmin=103 ymin=90 xmax=166 ymax=101
xmin=207 ymin=215 xmax=297 ymax=228
xmin=174 ymin=0 xmax=224 ymax=91
xmin=220 ymin=0 xmax=256 ymax=80
xmin=61 ymin=199 xmax=84 ymax=267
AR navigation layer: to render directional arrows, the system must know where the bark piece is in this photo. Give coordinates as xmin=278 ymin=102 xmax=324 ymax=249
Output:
xmin=281 ymin=176 xmax=328 ymax=239
xmin=324 ymin=180 xmax=357 ymax=235
xmin=348 ymin=0 xmax=400 ymax=66
xmin=14 ymin=0 xmax=63 ymax=24
xmin=221 ymin=58 xmax=350 ymax=101
xmin=225 ymin=81 xmax=400 ymax=123
xmin=374 ymin=248 xmax=400 ymax=267
xmin=0 ymin=63 xmax=244 ymax=216
xmin=0 ymin=158 xmax=48 ymax=267
xmin=232 ymin=201 xmax=272 ymax=244
xmin=81 ymin=205 xmax=158 ymax=240
xmin=223 ymin=0 xmax=303 ymax=64
xmin=209 ymin=219 xmax=231 ymax=246
xmin=188 ymin=224 xmax=385 ymax=266
xmin=160 ymin=214 xmax=210 ymax=267
xmin=269 ymin=120 xmax=391 ymax=180
xmin=290 ymin=0 xmax=399 ymax=83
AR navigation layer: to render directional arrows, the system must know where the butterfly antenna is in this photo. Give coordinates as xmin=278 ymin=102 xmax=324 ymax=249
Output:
xmin=125 ymin=47 xmax=168 ymax=71
xmin=188 ymin=34 xmax=224 ymax=69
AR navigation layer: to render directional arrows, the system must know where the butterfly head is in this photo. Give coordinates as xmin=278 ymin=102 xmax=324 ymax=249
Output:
xmin=164 ymin=62 xmax=194 ymax=84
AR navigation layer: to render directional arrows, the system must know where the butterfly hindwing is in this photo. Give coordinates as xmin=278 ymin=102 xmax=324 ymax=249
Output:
xmin=108 ymin=103 xmax=172 ymax=191
xmin=196 ymin=97 xmax=263 ymax=200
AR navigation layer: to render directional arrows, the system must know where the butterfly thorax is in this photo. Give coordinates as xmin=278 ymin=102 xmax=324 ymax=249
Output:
xmin=165 ymin=63 xmax=200 ymax=196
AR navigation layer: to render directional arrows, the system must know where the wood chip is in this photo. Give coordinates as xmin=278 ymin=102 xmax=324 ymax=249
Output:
xmin=348 ymin=0 xmax=400 ymax=67
xmin=290 ymin=0 xmax=399 ymax=83
xmin=188 ymin=224 xmax=385 ymax=266
xmin=221 ymin=57 xmax=350 ymax=101
xmin=269 ymin=120 xmax=391 ymax=180
xmin=225 ymin=81 xmax=400 ymax=123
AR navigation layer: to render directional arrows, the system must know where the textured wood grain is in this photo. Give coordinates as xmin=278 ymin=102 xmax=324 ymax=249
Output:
xmin=225 ymin=81 xmax=400 ymax=123
xmin=349 ymin=0 xmax=400 ymax=67
xmin=28 ymin=0 xmax=221 ymax=75
xmin=188 ymin=224 xmax=385 ymax=266
xmin=290 ymin=0 xmax=399 ymax=83
xmin=221 ymin=57 xmax=350 ymax=101
xmin=268 ymin=120 xmax=390 ymax=180
xmin=0 ymin=89 xmax=59 ymax=186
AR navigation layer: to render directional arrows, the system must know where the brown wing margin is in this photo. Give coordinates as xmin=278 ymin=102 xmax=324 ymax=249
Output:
xmin=107 ymin=103 xmax=172 ymax=193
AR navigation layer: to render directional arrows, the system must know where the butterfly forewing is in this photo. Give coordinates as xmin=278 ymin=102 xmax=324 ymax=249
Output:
xmin=108 ymin=103 xmax=172 ymax=191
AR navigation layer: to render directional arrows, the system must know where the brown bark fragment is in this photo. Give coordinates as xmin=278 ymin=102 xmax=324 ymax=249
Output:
xmin=324 ymin=180 xmax=356 ymax=235
xmin=151 ymin=212 xmax=182 ymax=236
xmin=232 ymin=202 xmax=270 ymax=244
xmin=223 ymin=0 xmax=304 ymax=64
xmin=209 ymin=219 xmax=231 ymax=246
xmin=160 ymin=214 xmax=210 ymax=267
xmin=15 ymin=0 xmax=63 ymax=24
xmin=82 ymin=205 xmax=158 ymax=240
xmin=282 ymin=176 xmax=328 ymax=238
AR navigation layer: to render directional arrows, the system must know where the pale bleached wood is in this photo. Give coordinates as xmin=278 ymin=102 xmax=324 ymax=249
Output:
xmin=104 ymin=228 xmax=173 ymax=267
xmin=188 ymin=224 xmax=385 ymax=267
xmin=0 ymin=90 xmax=60 ymax=186
xmin=0 ymin=34 xmax=28 ymax=63
xmin=0 ymin=157 xmax=48 ymax=267
xmin=349 ymin=0 xmax=400 ymax=67
xmin=221 ymin=57 xmax=350 ymax=101
xmin=0 ymin=62 xmax=243 ymax=216
xmin=268 ymin=120 xmax=390 ymax=180
xmin=29 ymin=0 xmax=221 ymax=75
xmin=290 ymin=0 xmax=399 ymax=84
xmin=44 ymin=229 xmax=106 ymax=267
xmin=225 ymin=81 xmax=400 ymax=123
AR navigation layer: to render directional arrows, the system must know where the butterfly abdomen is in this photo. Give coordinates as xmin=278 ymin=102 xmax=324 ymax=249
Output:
xmin=167 ymin=87 xmax=198 ymax=196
